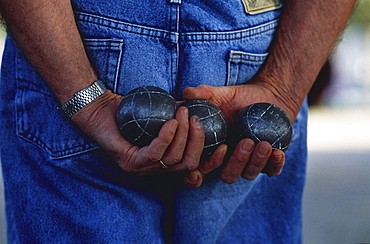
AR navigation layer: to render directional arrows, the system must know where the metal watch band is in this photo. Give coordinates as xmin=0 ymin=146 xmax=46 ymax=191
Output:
xmin=58 ymin=80 xmax=108 ymax=119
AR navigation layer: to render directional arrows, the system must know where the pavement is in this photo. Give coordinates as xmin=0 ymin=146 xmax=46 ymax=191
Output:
xmin=1 ymin=107 xmax=370 ymax=243
xmin=303 ymin=151 xmax=370 ymax=244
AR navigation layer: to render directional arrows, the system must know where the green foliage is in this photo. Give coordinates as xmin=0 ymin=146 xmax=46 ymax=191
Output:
xmin=351 ymin=0 xmax=370 ymax=27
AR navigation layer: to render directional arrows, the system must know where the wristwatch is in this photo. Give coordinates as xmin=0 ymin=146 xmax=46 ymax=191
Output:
xmin=58 ymin=80 xmax=108 ymax=119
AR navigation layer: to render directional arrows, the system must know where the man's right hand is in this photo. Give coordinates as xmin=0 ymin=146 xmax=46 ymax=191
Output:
xmin=71 ymin=90 xmax=227 ymax=176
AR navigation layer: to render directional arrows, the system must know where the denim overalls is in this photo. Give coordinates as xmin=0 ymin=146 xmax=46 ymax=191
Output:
xmin=0 ymin=0 xmax=308 ymax=243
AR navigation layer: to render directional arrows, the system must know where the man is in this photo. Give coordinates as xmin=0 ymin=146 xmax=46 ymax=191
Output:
xmin=0 ymin=0 xmax=355 ymax=243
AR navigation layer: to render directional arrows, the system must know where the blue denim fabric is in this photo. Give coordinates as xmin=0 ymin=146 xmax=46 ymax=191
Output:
xmin=0 ymin=0 xmax=308 ymax=243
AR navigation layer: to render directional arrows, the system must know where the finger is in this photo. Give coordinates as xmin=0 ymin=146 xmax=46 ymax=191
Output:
xmin=241 ymin=141 xmax=272 ymax=181
xmin=262 ymin=150 xmax=285 ymax=177
xmin=107 ymin=119 xmax=178 ymax=175
xmin=172 ymin=116 xmax=205 ymax=171
xmin=220 ymin=139 xmax=255 ymax=184
xmin=183 ymin=169 xmax=203 ymax=188
xmin=198 ymin=144 xmax=228 ymax=175
xmin=183 ymin=144 xmax=227 ymax=188
xmin=161 ymin=106 xmax=189 ymax=165
xmin=142 ymin=119 xmax=178 ymax=168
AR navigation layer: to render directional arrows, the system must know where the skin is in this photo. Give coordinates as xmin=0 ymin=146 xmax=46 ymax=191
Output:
xmin=182 ymin=0 xmax=357 ymax=187
xmin=0 ymin=0 xmax=357 ymax=187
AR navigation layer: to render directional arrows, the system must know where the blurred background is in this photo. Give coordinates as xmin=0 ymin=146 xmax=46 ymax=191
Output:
xmin=0 ymin=1 xmax=369 ymax=243
xmin=303 ymin=0 xmax=370 ymax=243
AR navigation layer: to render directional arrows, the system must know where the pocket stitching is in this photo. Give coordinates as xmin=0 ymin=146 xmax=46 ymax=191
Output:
xmin=84 ymin=39 xmax=124 ymax=94
xmin=227 ymin=50 xmax=268 ymax=86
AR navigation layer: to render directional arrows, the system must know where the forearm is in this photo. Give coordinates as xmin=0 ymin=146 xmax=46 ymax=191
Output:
xmin=0 ymin=0 xmax=97 ymax=104
xmin=256 ymin=0 xmax=357 ymax=118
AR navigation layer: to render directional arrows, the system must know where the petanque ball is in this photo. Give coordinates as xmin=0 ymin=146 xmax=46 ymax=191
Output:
xmin=179 ymin=99 xmax=227 ymax=159
xmin=231 ymin=103 xmax=292 ymax=151
xmin=116 ymin=86 xmax=177 ymax=147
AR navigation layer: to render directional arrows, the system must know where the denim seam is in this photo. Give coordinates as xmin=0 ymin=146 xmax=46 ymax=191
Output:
xmin=114 ymin=42 xmax=124 ymax=94
xmin=230 ymin=58 xmax=266 ymax=63
xmin=75 ymin=11 xmax=176 ymax=42
xmin=179 ymin=21 xmax=278 ymax=42
xmin=168 ymin=4 xmax=180 ymax=94
xmin=17 ymin=84 xmax=54 ymax=98
xmin=83 ymin=39 xmax=124 ymax=93
xmin=75 ymin=11 xmax=279 ymax=43
xmin=18 ymin=129 xmax=99 ymax=159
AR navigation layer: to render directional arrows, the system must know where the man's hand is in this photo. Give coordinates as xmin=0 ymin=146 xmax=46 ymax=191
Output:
xmin=181 ymin=0 xmax=357 ymax=188
xmin=182 ymin=83 xmax=295 ymax=187
xmin=1 ymin=0 xmax=355 ymax=186
xmin=182 ymin=83 xmax=296 ymax=123
xmin=72 ymin=90 xmax=227 ymax=175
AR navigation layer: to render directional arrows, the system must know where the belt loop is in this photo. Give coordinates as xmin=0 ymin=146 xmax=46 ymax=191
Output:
xmin=169 ymin=0 xmax=181 ymax=4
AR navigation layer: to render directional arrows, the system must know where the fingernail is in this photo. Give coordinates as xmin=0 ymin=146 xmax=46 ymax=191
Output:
xmin=241 ymin=140 xmax=254 ymax=153
xmin=273 ymin=154 xmax=283 ymax=162
xmin=171 ymin=121 xmax=178 ymax=133
xmin=192 ymin=117 xmax=202 ymax=129
xmin=187 ymin=173 xmax=199 ymax=184
xmin=183 ymin=108 xmax=189 ymax=121
xmin=221 ymin=145 xmax=228 ymax=155
xmin=258 ymin=145 xmax=270 ymax=157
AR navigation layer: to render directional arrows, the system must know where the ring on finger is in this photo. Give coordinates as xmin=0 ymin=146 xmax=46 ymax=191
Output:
xmin=158 ymin=159 xmax=169 ymax=169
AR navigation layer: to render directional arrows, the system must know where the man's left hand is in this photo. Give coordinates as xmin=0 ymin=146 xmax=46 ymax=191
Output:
xmin=181 ymin=83 xmax=296 ymax=187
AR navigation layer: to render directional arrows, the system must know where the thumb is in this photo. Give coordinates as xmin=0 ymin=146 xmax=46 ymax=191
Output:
xmin=182 ymin=85 xmax=214 ymax=100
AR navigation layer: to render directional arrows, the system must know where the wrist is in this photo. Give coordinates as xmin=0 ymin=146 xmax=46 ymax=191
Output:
xmin=71 ymin=90 xmax=122 ymax=134
xmin=58 ymin=80 xmax=108 ymax=119
xmin=250 ymin=75 xmax=303 ymax=121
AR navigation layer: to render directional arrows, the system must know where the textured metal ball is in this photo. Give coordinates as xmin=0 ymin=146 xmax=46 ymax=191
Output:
xmin=116 ymin=86 xmax=176 ymax=147
xmin=232 ymin=103 xmax=292 ymax=151
xmin=180 ymin=100 xmax=227 ymax=159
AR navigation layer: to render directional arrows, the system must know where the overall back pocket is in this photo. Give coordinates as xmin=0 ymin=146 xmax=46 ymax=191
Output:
xmin=15 ymin=39 xmax=123 ymax=159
